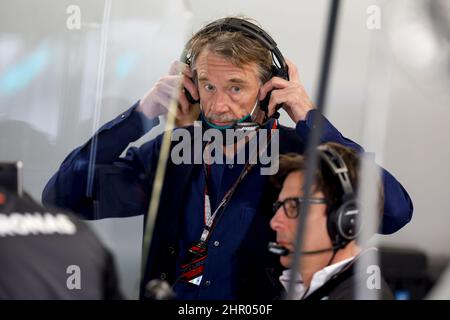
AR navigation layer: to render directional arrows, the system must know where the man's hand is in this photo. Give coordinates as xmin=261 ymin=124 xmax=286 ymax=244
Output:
xmin=136 ymin=61 xmax=199 ymax=121
xmin=259 ymin=58 xmax=314 ymax=123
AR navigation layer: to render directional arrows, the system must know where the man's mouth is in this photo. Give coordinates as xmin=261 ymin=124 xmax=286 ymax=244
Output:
xmin=210 ymin=120 xmax=234 ymax=126
xmin=276 ymin=240 xmax=293 ymax=251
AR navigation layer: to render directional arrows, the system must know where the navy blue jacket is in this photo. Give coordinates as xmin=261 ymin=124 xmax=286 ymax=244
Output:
xmin=42 ymin=101 xmax=413 ymax=299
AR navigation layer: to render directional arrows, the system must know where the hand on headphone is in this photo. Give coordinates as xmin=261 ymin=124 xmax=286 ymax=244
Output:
xmin=136 ymin=61 xmax=199 ymax=121
xmin=259 ymin=58 xmax=314 ymax=122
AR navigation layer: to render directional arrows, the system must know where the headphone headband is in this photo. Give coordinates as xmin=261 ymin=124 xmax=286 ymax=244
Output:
xmin=317 ymin=144 xmax=360 ymax=248
xmin=317 ymin=145 xmax=354 ymax=196
xmin=187 ymin=17 xmax=288 ymax=79
xmin=197 ymin=18 xmax=287 ymax=73
xmin=200 ymin=18 xmax=278 ymax=49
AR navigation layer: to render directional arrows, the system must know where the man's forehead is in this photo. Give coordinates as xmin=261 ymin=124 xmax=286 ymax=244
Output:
xmin=279 ymin=172 xmax=304 ymax=198
xmin=195 ymin=51 xmax=258 ymax=82
xmin=279 ymin=171 xmax=325 ymax=201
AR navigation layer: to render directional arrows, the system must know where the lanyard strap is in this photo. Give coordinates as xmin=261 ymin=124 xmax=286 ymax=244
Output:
xmin=199 ymin=120 xmax=278 ymax=244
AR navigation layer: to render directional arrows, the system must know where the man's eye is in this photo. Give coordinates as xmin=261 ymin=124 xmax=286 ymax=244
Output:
xmin=231 ymin=86 xmax=241 ymax=93
xmin=285 ymin=200 xmax=298 ymax=211
xmin=204 ymin=84 xmax=215 ymax=92
xmin=286 ymin=203 xmax=295 ymax=210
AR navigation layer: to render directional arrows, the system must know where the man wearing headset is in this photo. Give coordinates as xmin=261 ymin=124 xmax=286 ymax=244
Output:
xmin=43 ymin=16 xmax=412 ymax=300
xmin=269 ymin=143 xmax=393 ymax=299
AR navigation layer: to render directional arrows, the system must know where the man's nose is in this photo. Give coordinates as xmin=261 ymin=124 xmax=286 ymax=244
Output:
xmin=270 ymin=207 xmax=285 ymax=231
xmin=210 ymin=90 xmax=231 ymax=114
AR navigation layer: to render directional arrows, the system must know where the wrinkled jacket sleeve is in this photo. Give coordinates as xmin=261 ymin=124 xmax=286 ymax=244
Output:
xmin=295 ymin=110 xmax=413 ymax=234
xmin=42 ymin=101 xmax=162 ymax=220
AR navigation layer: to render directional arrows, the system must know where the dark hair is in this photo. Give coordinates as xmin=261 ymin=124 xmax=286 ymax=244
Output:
xmin=271 ymin=142 xmax=384 ymax=221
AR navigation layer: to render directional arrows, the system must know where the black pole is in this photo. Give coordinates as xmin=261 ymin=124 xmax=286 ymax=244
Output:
xmin=285 ymin=0 xmax=341 ymax=300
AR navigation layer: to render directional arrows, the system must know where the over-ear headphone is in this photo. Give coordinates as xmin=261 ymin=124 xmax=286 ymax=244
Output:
xmin=184 ymin=17 xmax=289 ymax=120
xmin=317 ymin=145 xmax=361 ymax=249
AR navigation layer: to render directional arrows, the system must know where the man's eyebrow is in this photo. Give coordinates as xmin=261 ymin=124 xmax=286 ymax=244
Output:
xmin=228 ymin=78 xmax=248 ymax=85
xmin=197 ymin=76 xmax=248 ymax=84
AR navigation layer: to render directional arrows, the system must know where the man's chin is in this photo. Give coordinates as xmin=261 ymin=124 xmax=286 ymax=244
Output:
xmin=280 ymin=255 xmax=292 ymax=268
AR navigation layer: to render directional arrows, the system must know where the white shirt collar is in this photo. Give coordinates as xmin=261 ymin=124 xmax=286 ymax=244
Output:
xmin=279 ymin=257 xmax=355 ymax=299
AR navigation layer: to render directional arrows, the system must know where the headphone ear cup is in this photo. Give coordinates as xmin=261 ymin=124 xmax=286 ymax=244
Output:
xmin=259 ymin=91 xmax=271 ymax=114
xmin=336 ymin=198 xmax=360 ymax=241
xmin=327 ymin=198 xmax=360 ymax=248
xmin=272 ymin=64 xmax=289 ymax=81
xmin=260 ymin=65 xmax=289 ymax=116
xmin=327 ymin=207 xmax=340 ymax=246
xmin=185 ymin=88 xmax=200 ymax=105
xmin=183 ymin=57 xmax=200 ymax=105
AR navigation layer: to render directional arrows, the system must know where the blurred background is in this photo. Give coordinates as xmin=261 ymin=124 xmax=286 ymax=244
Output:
xmin=1 ymin=0 xmax=449 ymax=299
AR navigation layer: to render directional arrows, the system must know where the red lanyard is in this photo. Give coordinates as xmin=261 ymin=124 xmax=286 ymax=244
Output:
xmin=199 ymin=120 xmax=278 ymax=244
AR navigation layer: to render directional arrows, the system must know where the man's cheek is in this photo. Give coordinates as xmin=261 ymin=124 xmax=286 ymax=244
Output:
xmin=230 ymin=104 xmax=247 ymax=118
xmin=202 ymin=101 xmax=212 ymax=114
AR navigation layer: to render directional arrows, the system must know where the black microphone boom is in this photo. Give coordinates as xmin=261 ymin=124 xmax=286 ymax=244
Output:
xmin=300 ymin=246 xmax=338 ymax=255
xmin=268 ymin=242 xmax=342 ymax=256
xmin=268 ymin=242 xmax=290 ymax=256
